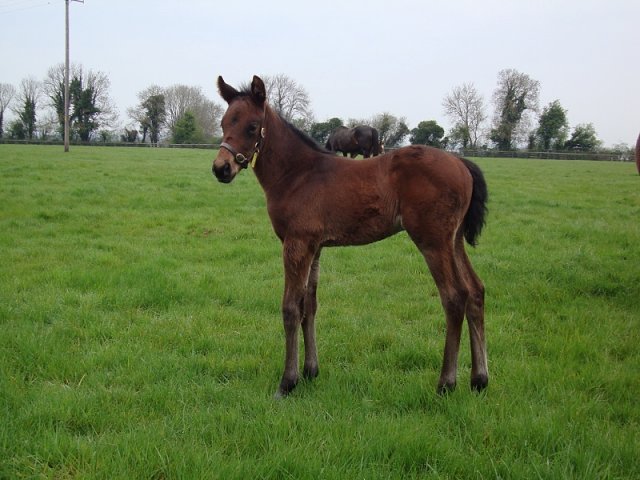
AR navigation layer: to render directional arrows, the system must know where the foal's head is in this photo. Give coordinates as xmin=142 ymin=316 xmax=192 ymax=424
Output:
xmin=213 ymin=75 xmax=267 ymax=183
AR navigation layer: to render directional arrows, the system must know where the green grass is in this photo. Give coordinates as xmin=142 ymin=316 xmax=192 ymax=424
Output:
xmin=1 ymin=145 xmax=639 ymax=479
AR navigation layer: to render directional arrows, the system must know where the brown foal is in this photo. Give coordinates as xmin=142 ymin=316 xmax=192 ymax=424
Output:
xmin=213 ymin=75 xmax=489 ymax=398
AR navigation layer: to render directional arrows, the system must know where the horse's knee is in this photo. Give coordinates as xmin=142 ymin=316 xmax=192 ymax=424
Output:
xmin=282 ymin=303 xmax=301 ymax=331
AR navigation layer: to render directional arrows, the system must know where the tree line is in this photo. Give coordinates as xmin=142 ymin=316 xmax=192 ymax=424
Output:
xmin=0 ymin=66 xmax=632 ymax=155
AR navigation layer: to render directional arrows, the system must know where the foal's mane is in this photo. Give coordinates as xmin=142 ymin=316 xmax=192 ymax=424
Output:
xmin=237 ymin=83 xmax=328 ymax=155
xmin=281 ymin=118 xmax=328 ymax=154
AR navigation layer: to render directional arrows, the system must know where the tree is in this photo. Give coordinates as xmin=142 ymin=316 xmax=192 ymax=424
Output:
xmin=143 ymin=93 xmax=165 ymax=144
xmin=129 ymin=85 xmax=160 ymax=143
xmin=536 ymin=100 xmax=569 ymax=150
xmin=309 ymin=117 xmax=343 ymax=144
xmin=121 ymin=128 xmax=138 ymax=143
xmin=410 ymin=120 xmax=446 ymax=147
xmin=173 ymin=111 xmax=203 ymax=144
xmin=0 ymin=83 xmax=16 ymax=138
xmin=564 ymin=123 xmax=601 ymax=151
xmin=128 ymin=85 xmax=166 ymax=144
xmin=8 ymin=119 xmax=26 ymax=139
xmin=38 ymin=111 xmax=58 ymax=140
xmin=43 ymin=64 xmax=116 ymax=141
xmin=369 ymin=112 xmax=409 ymax=148
xmin=164 ymin=85 xmax=222 ymax=141
xmin=442 ymin=83 xmax=486 ymax=149
xmin=261 ymin=74 xmax=313 ymax=126
xmin=490 ymin=69 xmax=540 ymax=150
xmin=12 ymin=77 xmax=41 ymax=140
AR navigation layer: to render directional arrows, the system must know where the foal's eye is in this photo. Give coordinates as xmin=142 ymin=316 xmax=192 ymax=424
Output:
xmin=246 ymin=123 xmax=259 ymax=136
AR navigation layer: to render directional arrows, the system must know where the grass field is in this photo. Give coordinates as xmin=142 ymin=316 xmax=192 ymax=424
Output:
xmin=1 ymin=144 xmax=639 ymax=479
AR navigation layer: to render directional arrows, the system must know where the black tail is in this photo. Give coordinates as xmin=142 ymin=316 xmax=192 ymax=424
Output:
xmin=460 ymin=157 xmax=488 ymax=247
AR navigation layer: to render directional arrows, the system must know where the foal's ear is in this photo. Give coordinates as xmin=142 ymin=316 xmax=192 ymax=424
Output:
xmin=251 ymin=75 xmax=267 ymax=107
xmin=218 ymin=76 xmax=239 ymax=104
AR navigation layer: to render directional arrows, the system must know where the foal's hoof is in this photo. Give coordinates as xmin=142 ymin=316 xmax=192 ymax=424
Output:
xmin=436 ymin=381 xmax=456 ymax=396
xmin=471 ymin=374 xmax=489 ymax=392
xmin=303 ymin=365 xmax=319 ymax=380
xmin=274 ymin=377 xmax=298 ymax=400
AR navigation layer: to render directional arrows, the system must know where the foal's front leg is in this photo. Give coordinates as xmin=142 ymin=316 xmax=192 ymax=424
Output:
xmin=302 ymin=253 xmax=321 ymax=380
xmin=276 ymin=239 xmax=316 ymax=399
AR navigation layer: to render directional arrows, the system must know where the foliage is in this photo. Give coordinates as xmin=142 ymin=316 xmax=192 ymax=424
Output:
xmin=309 ymin=117 xmax=343 ymax=145
xmin=442 ymin=83 xmax=486 ymax=149
xmin=172 ymin=111 xmax=203 ymax=144
xmin=369 ymin=112 xmax=409 ymax=147
xmin=69 ymin=77 xmax=99 ymax=142
xmin=536 ymin=100 xmax=569 ymax=150
xmin=0 ymin=83 xmax=16 ymax=138
xmin=142 ymin=93 xmax=166 ymax=144
xmin=164 ymin=84 xmax=222 ymax=142
xmin=121 ymin=128 xmax=138 ymax=143
xmin=261 ymin=73 xmax=313 ymax=128
xmin=490 ymin=69 xmax=540 ymax=150
xmin=127 ymin=85 xmax=166 ymax=144
xmin=409 ymin=120 xmax=446 ymax=148
xmin=1 ymin=145 xmax=638 ymax=479
xmin=564 ymin=123 xmax=602 ymax=151
xmin=12 ymin=77 xmax=40 ymax=140
xmin=18 ymin=97 xmax=37 ymax=140
xmin=7 ymin=119 xmax=26 ymax=139
xmin=42 ymin=64 xmax=117 ymax=142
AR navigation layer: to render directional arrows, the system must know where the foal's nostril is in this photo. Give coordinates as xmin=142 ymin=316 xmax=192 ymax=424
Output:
xmin=213 ymin=162 xmax=233 ymax=183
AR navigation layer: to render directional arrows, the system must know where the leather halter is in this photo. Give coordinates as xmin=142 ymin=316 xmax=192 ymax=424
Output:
xmin=220 ymin=127 xmax=265 ymax=170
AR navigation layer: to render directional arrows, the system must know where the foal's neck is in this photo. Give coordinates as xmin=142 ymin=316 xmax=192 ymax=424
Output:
xmin=253 ymin=106 xmax=319 ymax=192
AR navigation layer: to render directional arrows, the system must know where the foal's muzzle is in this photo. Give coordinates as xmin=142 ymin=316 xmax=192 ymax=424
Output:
xmin=212 ymin=162 xmax=232 ymax=183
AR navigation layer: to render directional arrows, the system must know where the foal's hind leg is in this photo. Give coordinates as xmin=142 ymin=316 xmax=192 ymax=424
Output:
xmin=406 ymin=226 xmax=469 ymax=393
xmin=456 ymin=239 xmax=489 ymax=391
xmin=426 ymin=246 xmax=469 ymax=393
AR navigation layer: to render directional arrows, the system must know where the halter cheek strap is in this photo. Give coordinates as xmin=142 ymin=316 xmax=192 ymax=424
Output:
xmin=220 ymin=127 xmax=265 ymax=170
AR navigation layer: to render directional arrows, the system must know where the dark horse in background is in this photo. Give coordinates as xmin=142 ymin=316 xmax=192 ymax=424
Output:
xmin=213 ymin=76 xmax=489 ymax=399
xmin=326 ymin=125 xmax=381 ymax=158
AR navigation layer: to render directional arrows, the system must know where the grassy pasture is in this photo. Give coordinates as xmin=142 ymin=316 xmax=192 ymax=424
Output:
xmin=1 ymin=145 xmax=638 ymax=478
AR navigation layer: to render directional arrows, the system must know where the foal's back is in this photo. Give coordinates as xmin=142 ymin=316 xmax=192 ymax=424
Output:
xmin=272 ymin=145 xmax=472 ymax=248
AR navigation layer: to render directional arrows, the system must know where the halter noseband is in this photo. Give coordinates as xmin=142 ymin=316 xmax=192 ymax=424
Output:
xmin=220 ymin=127 xmax=265 ymax=170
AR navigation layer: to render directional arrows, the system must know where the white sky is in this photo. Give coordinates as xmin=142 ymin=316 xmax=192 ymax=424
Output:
xmin=1 ymin=0 xmax=638 ymax=147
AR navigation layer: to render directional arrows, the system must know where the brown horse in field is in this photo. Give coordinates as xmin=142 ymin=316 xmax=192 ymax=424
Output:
xmin=212 ymin=75 xmax=489 ymax=398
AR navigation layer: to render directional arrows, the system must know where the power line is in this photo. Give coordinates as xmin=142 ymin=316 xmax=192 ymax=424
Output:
xmin=0 ymin=0 xmax=55 ymax=15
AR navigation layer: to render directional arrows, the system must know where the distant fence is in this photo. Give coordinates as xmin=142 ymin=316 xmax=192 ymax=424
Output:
xmin=1 ymin=139 xmax=633 ymax=162
xmin=460 ymin=149 xmax=633 ymax=162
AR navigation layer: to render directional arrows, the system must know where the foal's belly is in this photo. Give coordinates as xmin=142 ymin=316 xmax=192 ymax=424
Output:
xmin=322 ymin=211 xmax=404 ymax=247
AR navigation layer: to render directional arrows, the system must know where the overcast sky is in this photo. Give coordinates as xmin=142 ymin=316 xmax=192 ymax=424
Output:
xmin=1 ymin=0 xmax=638 ymax=147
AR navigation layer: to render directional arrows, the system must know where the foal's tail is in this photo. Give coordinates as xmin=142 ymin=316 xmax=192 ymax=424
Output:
xmin=460 ymin=158 xmax=488 ymax=247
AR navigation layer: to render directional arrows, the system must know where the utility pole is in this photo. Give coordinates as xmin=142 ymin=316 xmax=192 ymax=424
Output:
xmin=64 ymin=0 xmax=83 ymax=153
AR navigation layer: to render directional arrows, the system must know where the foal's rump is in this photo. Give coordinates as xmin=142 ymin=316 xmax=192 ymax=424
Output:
xmin=386 ymin=145 xmax=487 ymax=247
